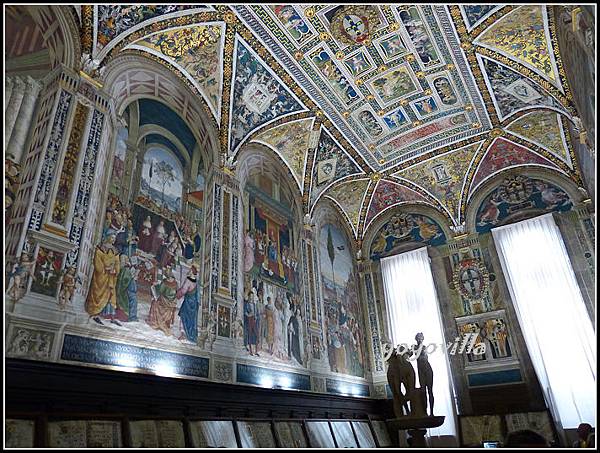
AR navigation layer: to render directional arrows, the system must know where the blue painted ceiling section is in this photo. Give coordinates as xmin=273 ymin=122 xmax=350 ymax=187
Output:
xmin=138 ymin=98 xmax=196 ymax=158
xmin=144 ymin=133 xmax=187 ymax=167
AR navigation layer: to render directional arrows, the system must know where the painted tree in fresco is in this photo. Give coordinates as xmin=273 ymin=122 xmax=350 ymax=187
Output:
xmin=154 ymin=160 xmax=175 ymax=208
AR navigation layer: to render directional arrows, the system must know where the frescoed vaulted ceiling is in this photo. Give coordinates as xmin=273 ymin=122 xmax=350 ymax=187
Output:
xmin=85 ymin=4 xmax=584 ymax=241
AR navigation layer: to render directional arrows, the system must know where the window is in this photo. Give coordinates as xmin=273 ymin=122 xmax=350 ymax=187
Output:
xmin=492 ymin=213 xmax=596 ymax=431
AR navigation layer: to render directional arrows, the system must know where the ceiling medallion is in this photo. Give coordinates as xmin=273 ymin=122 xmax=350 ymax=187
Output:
xmin=465 ymin=104 xmax=473 ymax=111
xmin=330 ymin=5 xmax=382 ymax=46
xmin=294 ymin=51 xmax=304 ymax=60
xmin=319 ymin=32 xmax=330 ymax=41
xmin=342 ymin=111 xmax=350 ymax=118
xmin=335 ymin=51 xmax=345 ymax=60
xmin=370 ymin=172 xmax=382 ymax=181
xmin=304 ymin=7 xmax=315 ymax=19
xmin=389 ymin=22 xmax=400 ymax=32
xmin=490 ymin=128 xmax=503 ymax=137
xmin=356 ymin=78 xmax=364 ymax=86
xmin=471 ymin=122 xmax=481 ymax=128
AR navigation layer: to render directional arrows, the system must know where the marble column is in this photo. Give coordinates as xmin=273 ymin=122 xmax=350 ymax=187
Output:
xmin=5 ymin=77 xmax=14 ymax=112
xmin=130 ymin=152 xmax=145 ymax=202
xmin=6 ymin=77 xmax=42 ymax=164
xmin=4 ymin=77 xmax=26 ymax=149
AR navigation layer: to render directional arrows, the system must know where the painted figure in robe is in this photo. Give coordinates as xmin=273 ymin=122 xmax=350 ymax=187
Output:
xmin=85 ymin=231 xmax=121 ymax=326
xmin=177 ymin=265 xmax=200 ymax=343
xmin=147 ymin=267 xmax=178 ymax=335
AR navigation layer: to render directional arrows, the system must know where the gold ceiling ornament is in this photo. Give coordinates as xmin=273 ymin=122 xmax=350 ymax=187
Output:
xmin=356 ymin=78 xmax=364 ymax=85
xmin=389 ymin=22 xmax=400 ymax=31
xmin=223 ymin=11 xmax=236 ymax=24
xmin=471 ymin=122 xmax=481 ymax=128
xmin=315 ymin=110 xmax=324 ymax=117
xmin=379 ymin=158 xmax=385 ymax=164
xmin=465 ymin=104 xmax=473 ymax=111
xmin=330 ymin=5 xmax=382 ymax=46
xmin=424 ymin=89 xmax=432 ymax=95
xmin=377 ymin=110 xmax=385 ymax=116
xmin=369 ymin=144 xmax=376 ymax=151
xmin=414 ymin=120 xmax=422 ymax=126
xmin=319 ymin=32 xmax=330 ymax=41
xmin=456 ymin=24 xmax=467 ymax=35
xmin=446 ymin=63 xmax=455 ymax=70
xmin=400 ymin=99 xmax=408 ymax=106
xmin=416 ymin=71 xmax=425 ymax=78
xmin=378 ymin=65 xmax=387 ymax=72
xmin=304 ymin=7 xmax=315 ymax=19
xmin=370 ymin=172 xmax=382 ymax=181
xmin=335 ymin=51 xmax=345 ymax=60
xmin=490 ymin=128 xmax=503 ymax=137
xmin=366 ymin=94 xmax=375 ymax=101
xmin=460 ymin=41 xmax=473 ymax=50
xmin=406 ymin=54 xmax=415 ymax=62
xmin=294 ymin=51 xmax=304 ymax=60
xmin=342 ymin=111 xmax=350 ymax=118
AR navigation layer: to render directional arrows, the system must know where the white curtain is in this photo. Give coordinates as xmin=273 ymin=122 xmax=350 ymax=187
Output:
xmin=492 ymin=213 xmax=596 ymax=431
xmin=381 ymin=247 xmax=458 ymax=442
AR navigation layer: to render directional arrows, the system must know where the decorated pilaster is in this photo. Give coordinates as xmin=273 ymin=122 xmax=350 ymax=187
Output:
xmin=300 ymin=213 xmax=329 ymax=373
xmin=5 ymin=64 xmax=116 ymax=321
xmin=359 ymin=258 xmax=388 ymax=398
xmin=201 ymin=166 xmax=242 ymax=354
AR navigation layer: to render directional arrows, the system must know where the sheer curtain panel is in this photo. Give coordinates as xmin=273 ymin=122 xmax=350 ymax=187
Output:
xmin=380 ymin=247 xmax=457 ymax=442
xmin=492 ymin=213 xmax=596 ymax=432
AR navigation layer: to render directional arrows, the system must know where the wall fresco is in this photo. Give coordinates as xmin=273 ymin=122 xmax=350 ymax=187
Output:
xmin=319 ymin=224 xmax=366 ymax=377
xmin=369 ymin=213 xmax=446 ymax=260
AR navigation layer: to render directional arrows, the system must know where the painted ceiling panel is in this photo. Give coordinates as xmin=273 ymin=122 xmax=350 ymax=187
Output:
xmin=88 ymin=4 xmax=582 ymax=237
xmin=475 ymin=5 xmax=561 ymax=88
xmin=478 ymin=55 xmax=566 ymax=121
xmin=506 ymin=111 xmax=571 ymax=166
xmin=364 ymin=179 xmax=430 ymax=231
xmin=94 ymin=5 xmax=212 ymax=57
xmin=235 ymin=4 xmax=491 ymax=170
xmin=129 ymin=23 xmax=225 ymax=121
xmin=252 ymin=117 xmax=315 ymax=191
xmin=229 ymin=36 xmax=306 ymax=154
xmin=469 ymin=137 xmax=561 ymax=197
xmin=460 ymin=5 xmax=502 ymax=31
xmin=326 ymin=178 xmax=371 ymax=237
xmin=310 ymin=128 xmax=364 ymax=207
xmin=397 ymin=141 xmax=482 ymax=222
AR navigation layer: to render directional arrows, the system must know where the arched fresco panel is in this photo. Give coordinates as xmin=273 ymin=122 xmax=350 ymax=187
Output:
xmin=240 ymin=165 xmax=307 ymax=368
xmin=318 ymin=224 xmax=365 ymax=378
xmin=369 ymin=213 xmax=447 ymax=261
xmin=475 ymin=175 xmax=573 ymax=234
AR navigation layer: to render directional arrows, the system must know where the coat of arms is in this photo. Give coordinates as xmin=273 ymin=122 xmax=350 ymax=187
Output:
xmin=452 ymin=258 xmax=489 ymax=301
xmin=330 ymin=6 xmax=381 ymax=45
xmin=242 ymin=75 xmax=277 ymax=115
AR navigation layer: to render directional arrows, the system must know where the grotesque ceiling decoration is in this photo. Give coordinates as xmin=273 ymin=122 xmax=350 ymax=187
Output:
xmin=85 ymin=4 xmax=583 ymax=242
